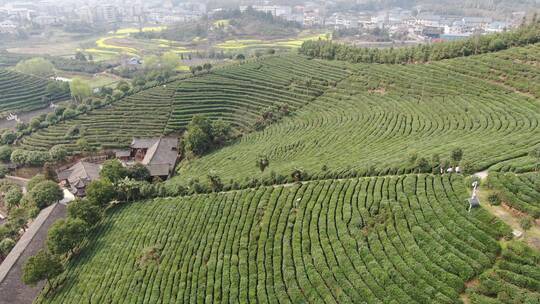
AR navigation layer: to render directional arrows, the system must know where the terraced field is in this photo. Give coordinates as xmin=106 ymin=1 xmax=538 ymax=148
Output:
xmin=20 ymin=84 xmax=178 ymax=151
xmin=173 ymin=44 xmax=540 ymax=186
xmin=35 ymin=174 xmax=511 ymax=304
xmin=19 ymin=55 xmax=349 ymax=151
xmin=468 ymin=241 xmax=540 ymax=303
xmin=0 ymin=69 xmax=69 ymax=115
xmin=487 ymin=172 xmax=540 ymax=218
xmin=167 ymin=56 xmax=347 ymax=131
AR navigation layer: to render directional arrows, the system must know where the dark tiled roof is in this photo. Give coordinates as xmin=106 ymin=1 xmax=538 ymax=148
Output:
xmin=131 ymin=137 xmax=179 ymax=177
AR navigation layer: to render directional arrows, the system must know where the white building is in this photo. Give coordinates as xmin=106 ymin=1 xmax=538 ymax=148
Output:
xmin=0 ymin=20 xmax=17 ymax=33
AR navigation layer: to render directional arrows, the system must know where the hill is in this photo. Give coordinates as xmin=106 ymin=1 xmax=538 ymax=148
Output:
xmin=18 ymin=55 xmax=349 ymax=151
xmin=170 ymin=43 xmax=540 ymax=188
xmin=35 ymin=174 xmax=522 ymax=304
xmin=0 ymin=70 xmax=70 ymax=116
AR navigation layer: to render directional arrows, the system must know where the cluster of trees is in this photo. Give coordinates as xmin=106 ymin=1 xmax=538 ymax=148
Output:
xmin=45 ymin=81 xmax=71 ymax=99
xmin=134 ymin=22 xmax=208 ymax=42
xmin=299 ymin=20 xmax=540 ymax=64
xmin=253 ymin=104 xmax=290 ymax=131
xmin=189 ymin=63 xmax=213 ymax=75
xmin=0 ymin=174 xmax=64 ymax=262
xmin=48 ymin=55 xmax=114 ymax=74
xmin=407 ymin=148 xmax=467 ymax=174
xmin=14 ymin=57 xmax=55 ymax=77
xmin=213 ymin=7 xmax=301 ymax=37
xmin=21 ymin=159 xmax=156 ymax=288
xmin=141 ymin=52 xmax=180 ymax=81
xmin=183 ymin=115 xmax=234 ymax=157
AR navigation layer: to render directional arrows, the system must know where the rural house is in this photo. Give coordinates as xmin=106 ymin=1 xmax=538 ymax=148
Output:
xmin=57 ymin=161 xmax=101 ymax=197
xmin=124 ymin=137 xmax=179 ymax=179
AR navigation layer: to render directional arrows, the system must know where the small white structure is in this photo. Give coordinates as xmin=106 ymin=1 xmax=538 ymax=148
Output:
xmin=467 ymin=181 xmax=480 ymax=212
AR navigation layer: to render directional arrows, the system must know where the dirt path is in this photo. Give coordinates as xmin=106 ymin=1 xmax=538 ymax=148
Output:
xmin=474 ymin=170 xmax=540 ymax=251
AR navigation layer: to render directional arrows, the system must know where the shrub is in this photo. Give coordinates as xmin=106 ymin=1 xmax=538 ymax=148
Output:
xmin=488 ymin=192 xmax=502 ymax=206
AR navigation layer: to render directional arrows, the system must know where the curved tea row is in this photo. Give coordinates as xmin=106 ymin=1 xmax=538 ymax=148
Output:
xmin=175 ymin=45 xmax=540 ymax=185
xmin=36 ymin=174 xmax=509 ymax=303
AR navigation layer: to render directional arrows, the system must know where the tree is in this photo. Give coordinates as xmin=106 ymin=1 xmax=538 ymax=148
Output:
xmin=211 ymin=120 xmax=232 ymax=145
xmin=29 ymin=180 xmax=63 ymax=209
xmin=5 ymin=187 xmax=23 ymax=209
xmin=1 ymin=130 xmax=17 ymax=145
xmin=47 ymin=218 xmax=88 ymax=255
xmin=69 ymin=78 xmax=92 ymax=102
xmin=116 ymin=178 xmax=142 ymax=202
xmin=43 ymin=162 xmax=58 ymax=181
xmin=27 ymin=174 xmax=46 ymax=192
xmin=76 ymin=138 xmax=92 ymax=152
xmin=74 ymin=51 xmax=87 ymax=61
xmin=451 ymin=148 xmax=463 ymax=164
xmin=0 ymin=145 xmax=12 ymax=162
xmin=15 ymin=58 xmax=54 ymax=77
xmin=236 ymin=54 xmax=245 ymax=60
xmin=100 ymin=159 xmax=128 ymax=183
xmin=184 ymin=126 xmax=211 ymax=156
xmin=203 ymin=63 xmax=212 ymax=72
xmin=85 ymin=179 xmax=116 ymax=206
xmin=415 ymin=157 xmax=431 ymax=173
xmin=67 ymin=199 xmax=102 ymax=226
xmin=256 ymin=155 xmax=269 ymax=172
xmin=49 ymin=145 xmax=68 ymax=162
xmin=207 ymin=171 xmax=223 ymax=192
xmin=10 ymin=149 xmax=27 ymax=166
xmin=0 ymin=238 xmax=15 ymax=257
xmin=22 ymin=249 xmax=63 ymax=286
xmin=128 ymin=163 xmax=151 ymax=181
xmin=116 ymin=81 xmax=130 ymax=93
xmin=291 ymin=168 xmax=304 ymax=182
xmin=161 ymin=51 xmax=179 ymax=74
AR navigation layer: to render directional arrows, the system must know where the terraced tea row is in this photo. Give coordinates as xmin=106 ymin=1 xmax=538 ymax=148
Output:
xmin=19 ymin=84 xmax=178 ymax=151
xmin=0 ymin=69 xmax=69 ymax=115
xmin=174 ymin=45 xmax=540 ymax=187
xmin=19 ymin=55 xmax=350 ymax=151
xmin=487 ymin=172 xmax=540 ymax=218
xmin=438 ymin=43 xmax=540 ymax=98
xmin=468 ymin=241 xmax=540 ymax=303
xmin=35 ymin=174 xmax=509 ymax=304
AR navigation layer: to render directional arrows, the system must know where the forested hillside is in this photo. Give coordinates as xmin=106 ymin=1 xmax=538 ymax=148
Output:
xmin=299 ymin=21 xmax=540 ymax=64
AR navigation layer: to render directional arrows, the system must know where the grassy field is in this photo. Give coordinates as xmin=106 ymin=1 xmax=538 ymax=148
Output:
xmin=36 ymin=174 xmax=519 ymax=303
xmin=0 ymin=69 xmax=69 ymax=116
xmin=170 ymin=44 xmax=540 ymax=187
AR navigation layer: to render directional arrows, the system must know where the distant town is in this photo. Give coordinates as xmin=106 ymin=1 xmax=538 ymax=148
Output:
xmin=0 ymin=0 xmax=528 ymax=45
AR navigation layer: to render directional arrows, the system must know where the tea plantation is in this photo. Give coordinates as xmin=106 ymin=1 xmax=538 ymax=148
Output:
xmin=19 ymin=55 xmax=349 ymax=151
xmin=173 ymin=44 xmax=540 ymax=186
xmin=36 ymin=174 xmax=526 ymax=304
xmin=487 ymin=172 xmax=540 ymax=218
xmin=0 ymin=69 xmax=69 ymax=114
